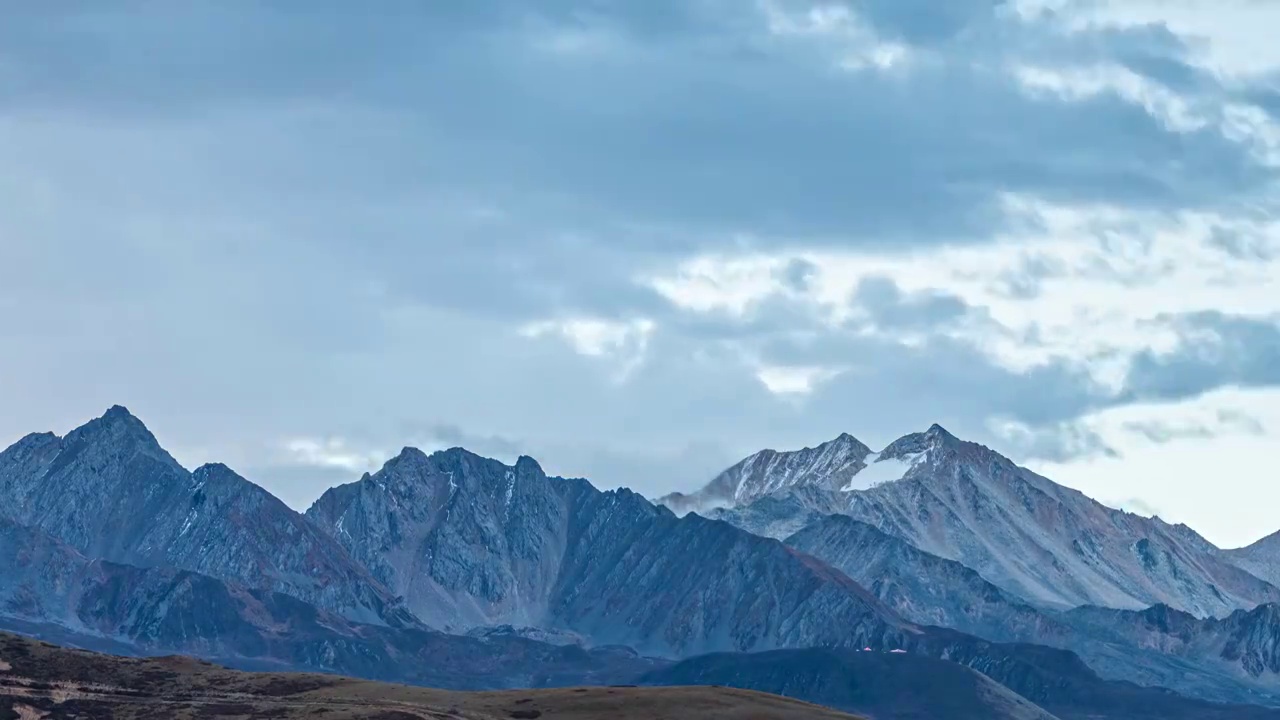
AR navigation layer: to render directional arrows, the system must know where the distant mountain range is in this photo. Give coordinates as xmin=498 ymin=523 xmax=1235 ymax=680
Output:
xmin=684 ymin=424 xmax=1278 ymax=618
xmin=0 ymin=408 xmax=412 ymax=627
xmin=2 ymin=406 xmax=1280 ymax=718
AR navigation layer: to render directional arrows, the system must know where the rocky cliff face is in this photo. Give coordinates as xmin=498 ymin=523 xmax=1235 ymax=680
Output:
xmin=835 ymin=426 xmax=1279 ymax=616
xmin=784 ymin=513 xmax=1069 ymax=644
xmin=6 ymin=407 xmax=1280 ymax=716
xmin=1063 ymin=603 xmax=1280 ymax=696
xmin=306 ymin=445 xmax=911 ymax=657
xmin=0 ymin=515 xmax=656 ymax=688
xmin=681 ymin=425 xmax=1280 ymax=618
xmin=306 ymin=448 xmax=584 ymax=632
xmin=0 ymin=407 xmax=410 ymax=627
xmin=781 ymin=513 xmax=1280 ymax=706
xmin=656 ymin=433 xmax=871 ymax=516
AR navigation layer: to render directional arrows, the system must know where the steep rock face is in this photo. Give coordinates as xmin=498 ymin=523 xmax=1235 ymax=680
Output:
xmin=306 ymin=446 xmax=911 ymax=657
xmin=784 ymin=514 xmax=1070 ymax=644
xmin=706 ymin=485 xmax=835 ymax=539
xmin=697 ymin=425 xmax=1280 ymax=617
xmin=0 ymin=516 xmax=657 ymax=688
xmin=307 ymin=448 xmax=585 ymax=631
xmin=547 ymin=499 xmax=910 ymax=656
xmin=836 ymin=426 xmax=1279 ymax=616
xmin=1064 ymin=603 xmax=1280 ymax=693
xmin=781 ymin=514 xmax=1280 ymax=706
xmin=657 ymin=433 xmax=871 ymax=516
xmin=0 ymin=407 xmax=410 ymax=627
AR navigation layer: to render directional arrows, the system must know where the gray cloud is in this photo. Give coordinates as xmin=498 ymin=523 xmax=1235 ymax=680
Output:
xmin=1122 ymin=312 xmax=1280 ymax=401
xmin=3 ymin=0 xmax=1280 ymax=514
xmin=852 ymin=276 xmax=973 ymax=329
xmin=995 ymin=422 xmax=1121 ymax=464
xmin=1123 ymin=409 xmax=1267 ymax=444
xmin=1206 ymin=226 xmax=1277 ymax=261
xmin=2 ymin=1 xmax=1272 ymax=249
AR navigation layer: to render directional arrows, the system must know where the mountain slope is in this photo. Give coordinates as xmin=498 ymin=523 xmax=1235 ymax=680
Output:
xmin=305 ymin=446 xmax=912 ymax=656
xmin=680 ymin=425 xmax=1280 ymax=617
xmin=0 ymin=631 xmax=860 ymax=720
xmin=783 ymin=513 xmax=1280 ymax=706
xmin=302 ymin=442 xmax=1280 ymax=714
xmin=784 ymin=513 xmax=1070 ymax=643
xmin=0 ymin=516 xmax=657 ymax=688
xmin=0 ymin=407 xmax=411 ymax=627
xmin=642 ymin=648 xmax=1059 ymax=720
xmin=6 ymin=409 xmax=1280 ymax=717
xmin=657 ymin=433 xmax=871 ymax=516
xmin=642 ymin=644 xmax=1280 ymax=720
xmin=13 ymin=508 xmax=1260 ymax=720
xmin=1062 ymin=602 xmax=1280 ymax=704
xmin=838 ymin=426 xmax=1280 ymax=616
xmin=1228 ymin=532 xmax=1280 ymax=589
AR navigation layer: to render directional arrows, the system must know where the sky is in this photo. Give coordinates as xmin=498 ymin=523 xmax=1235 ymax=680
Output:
xmin=2 ymin=0 xmax=1279 ymax=548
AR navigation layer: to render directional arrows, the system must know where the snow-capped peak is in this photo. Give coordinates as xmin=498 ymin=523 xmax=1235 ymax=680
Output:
xmin=656 ymin=432 xmax=872 ymax=516
xmin=656 ymin=426 xmax=972 ymax=516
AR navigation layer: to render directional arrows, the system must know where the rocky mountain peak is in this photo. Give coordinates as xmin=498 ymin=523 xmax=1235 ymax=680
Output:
xmin=63 ymin=405 xmax=176 ymax=467
xmin=189 ymin=462 xmax=276 ymax=500
xmin=92 ymin=405 xmax=154 ymax=437
xmin=384 ymin=446 xmax=430 ymax=469
xmin=2 ymin=432 xmax=61 ymax=461
xmin=514 ymin=454 xmax=545 ymax=476
xmin=926 ymin=422 xmax=951 ymax=434
xmin=827 ymin=431 xmax=872 ymax=452
xmin=878 ymin=422 xmax=959 ymax=460
xmin=656 ymin=432 xmax=873 ymax=516
xmin=192 ymin=461 xmax=236 ymax=479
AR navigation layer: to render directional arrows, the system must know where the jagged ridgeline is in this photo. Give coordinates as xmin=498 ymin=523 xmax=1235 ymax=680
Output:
xmin=2 ymin=407 xmax=1280 ymax=719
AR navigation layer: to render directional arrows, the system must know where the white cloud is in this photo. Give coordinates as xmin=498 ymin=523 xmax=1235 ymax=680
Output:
xmin=1026 ymin=386 xmax=1280 ymax=548
xmin=1012 ymin=63 xmax=1280 ymax=166
xmin=755 ymin=363 xmax=845 ymax=394
xmin=644 ymin=194 xmax=1280 ymax=393
xmin=281 ymin=437 xmax=386 ymax=473
xmin=1070 ymin=0 xmax=1280 ymax=77
xmin=760 ymin=0 xmax=916 ymax=71
xmin=1013 ymin=63 xmax=1207 ymax=133
xmin=644 ymin=253 xmax=791 ymax=316
xmin=520 ymin=316 xmax=657 ymax=380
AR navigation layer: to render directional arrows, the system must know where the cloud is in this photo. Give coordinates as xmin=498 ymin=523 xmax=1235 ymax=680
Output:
xmin=987 ymin=418 xmax=1120 ymax=463
xmin=1028 ymin=386 xmax=1280 ymax=547
xmin=1122 ymin=409 xmax=1267 ymax=443
xmin=755 ymin=364 xmax=847 ymax=395
xmin=520 ymin=316 xmax=657 ymax=379
xmin=4 ymin=0 xmax=1280 ymax=548
xmin=1122 ymin=312 xmax=1280 ymax=400
xmin=281 ymin=438 xmax=385 ymax=474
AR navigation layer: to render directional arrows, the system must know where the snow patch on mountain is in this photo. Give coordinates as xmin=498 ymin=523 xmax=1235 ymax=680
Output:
xmin=841 ymin=451 xmax=921 ymax=491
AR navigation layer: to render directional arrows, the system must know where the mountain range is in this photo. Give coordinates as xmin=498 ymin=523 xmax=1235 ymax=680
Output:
xmin=691 ymin=425 xmax=1278 ymax=618
xmin=2 ymin=406 xmax=1280 ymax=718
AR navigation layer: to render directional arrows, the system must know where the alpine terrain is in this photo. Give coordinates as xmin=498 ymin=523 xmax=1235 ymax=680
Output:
xmin=2 ymin=408 xmax=1280 ymax=718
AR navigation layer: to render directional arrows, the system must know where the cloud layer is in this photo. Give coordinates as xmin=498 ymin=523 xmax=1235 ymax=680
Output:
xmin=2 ymin=0 xmax=1278 ymax=546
